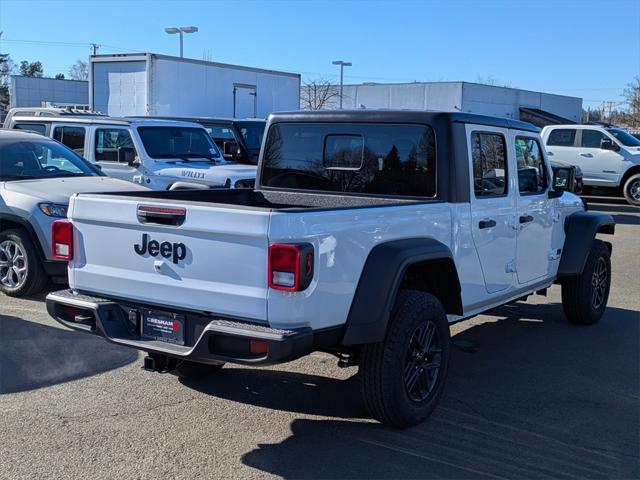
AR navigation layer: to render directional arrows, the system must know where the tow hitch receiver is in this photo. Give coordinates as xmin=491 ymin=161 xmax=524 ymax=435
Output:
xmin=143 ymin=354 xmax=177 ymax=373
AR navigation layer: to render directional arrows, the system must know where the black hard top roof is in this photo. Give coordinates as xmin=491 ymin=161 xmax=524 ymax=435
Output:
xmin=267 ymin=110 xmax=540 ymax=133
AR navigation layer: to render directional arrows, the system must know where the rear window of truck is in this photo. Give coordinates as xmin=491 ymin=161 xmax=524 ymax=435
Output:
xmin=261 ymin=123 xmax=436 ymax=197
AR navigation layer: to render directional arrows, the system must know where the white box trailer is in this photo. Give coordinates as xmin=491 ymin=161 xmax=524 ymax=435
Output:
xmin=90 ymin=53 xmax=300 ymax=118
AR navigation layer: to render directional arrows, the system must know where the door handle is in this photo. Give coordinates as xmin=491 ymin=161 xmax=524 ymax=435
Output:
xmin=580 ymin=153 xmax=593 ymax=158
xmin=479 ymin=219 xmax=497 ymax=229
xmin=546 ymin=151 xmax=554 ymax=156
xmin=519 ymin=215 xmax=534 ymax=224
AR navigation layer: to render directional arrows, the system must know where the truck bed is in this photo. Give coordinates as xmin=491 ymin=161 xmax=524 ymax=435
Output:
xmin=97 ymin=188 xmax=430 ymax=211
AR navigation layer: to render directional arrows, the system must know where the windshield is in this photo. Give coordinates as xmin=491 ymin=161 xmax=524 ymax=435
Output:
xmin=137 ymin=126 xmax=221 ymax=161
xmin=236 ymin=121 xmax=266 ymax=151
xmin=607 ymin=129 xmax=640 ymax=147
xmin=0 ymin=138 xmax=98 ymax=181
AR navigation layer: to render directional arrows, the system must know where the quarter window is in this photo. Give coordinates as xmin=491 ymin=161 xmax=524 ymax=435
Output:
xmin=471 ymin=132 xmax=507 ymax=197
xmin=13 ymin=123 xmax=46 ymax=135
xmin=581 ymin=130 xmax=606 ymax=148
xmin=95 ymin=128 xmax=134 ymax=162
xmin=546 ymin=129 xmax=576 ymax=146
xmin=516 ymin=137 xmax=547 ymax=194
xmin=53 ymin=126 xmax=85 ymax=156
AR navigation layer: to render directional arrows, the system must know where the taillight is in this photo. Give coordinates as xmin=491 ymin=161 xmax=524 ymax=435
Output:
xmin=268 ymin=243 xmax=314 ymax=291
xmin=51 ymin=221 xmax=73 ymax=260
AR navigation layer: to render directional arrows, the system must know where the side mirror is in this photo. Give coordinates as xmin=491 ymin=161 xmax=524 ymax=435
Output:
xmin=600 ymin=138 xmax=619 ymax=151
xmin=549 ymin=166 xmax=572 ymax=198
xmin=118 ymin=146 xmax=139 ymax=166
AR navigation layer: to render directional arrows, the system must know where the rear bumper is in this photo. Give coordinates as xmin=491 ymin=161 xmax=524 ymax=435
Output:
xmin=46 ymin=289 xmax=314 ymax=366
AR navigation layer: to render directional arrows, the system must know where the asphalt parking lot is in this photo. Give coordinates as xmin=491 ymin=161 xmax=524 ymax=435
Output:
xmin=1 ymin=193 xmax=638 ymax=480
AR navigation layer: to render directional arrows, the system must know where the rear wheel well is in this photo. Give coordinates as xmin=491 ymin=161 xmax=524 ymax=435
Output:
xmin=399 ymin=259 xmax=463 ymax=315
xmin=621 ymin=165 xmax=640 ymax=187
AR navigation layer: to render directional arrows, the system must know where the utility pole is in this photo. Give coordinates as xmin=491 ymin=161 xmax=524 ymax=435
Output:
xmin=90 ymin=43 xmax=101 ymax=56
xmin=332 ymin=60 xmax=352 ymax=109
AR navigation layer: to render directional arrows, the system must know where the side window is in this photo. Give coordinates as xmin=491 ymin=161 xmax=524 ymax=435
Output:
xmin=471 ymin=132 xmax=507 ymax=197
xmin=546 ymin=128 xmax=576 ymax=146
xmin=206 ymin=126 xmax=237 ymax=149
xmin=516 ymin=137 xmax=547 ymax=194
xmin=581 ymin=130 xmax=606 ymax=149
xmin=13 ymin=123 xmax=47 ymax=135
xmin=95 ymin=128 xmax=134 ymax=162
xmin=53 ymin=126 xmax=85 ymax=156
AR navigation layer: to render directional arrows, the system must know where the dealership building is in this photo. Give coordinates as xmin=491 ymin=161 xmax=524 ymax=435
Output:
xmin=9 ymin=75 xmax=89 ymax=109
xmin=338 ymin=81 xmax=582 ymax=126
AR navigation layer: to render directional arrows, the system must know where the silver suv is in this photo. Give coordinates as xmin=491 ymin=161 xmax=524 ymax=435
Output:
xmin=0 ymin=130 xmax=147 ymax=297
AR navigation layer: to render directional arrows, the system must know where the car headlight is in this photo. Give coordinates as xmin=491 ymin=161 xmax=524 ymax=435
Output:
xmin=39 ymin=203 xmax=69 ymax=218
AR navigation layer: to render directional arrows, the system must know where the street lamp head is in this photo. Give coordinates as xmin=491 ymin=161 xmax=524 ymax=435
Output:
xmin=180 ymin=26 xmax=198 ymax=34
xmin=332 ymin=60 xmax=352 ymax=67
xmin=164 ymin=27 xmax=180 ymax=34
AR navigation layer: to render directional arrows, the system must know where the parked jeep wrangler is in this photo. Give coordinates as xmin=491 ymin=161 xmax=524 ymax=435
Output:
xmin=47 ymin=111 xmax=614 ymax=427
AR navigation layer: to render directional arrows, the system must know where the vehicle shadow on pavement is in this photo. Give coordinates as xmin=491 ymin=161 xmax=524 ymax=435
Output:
xmin=0 ymin=314 xmax=137 ymax=394
xmin=181 ymin=366 xmax=366 ymax=419
xmin=232 ymin=302 xmax=639 ymax=479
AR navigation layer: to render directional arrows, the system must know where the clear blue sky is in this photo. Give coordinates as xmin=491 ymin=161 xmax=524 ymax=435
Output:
xmin=1 ymin=0 xmax=638 ymax=108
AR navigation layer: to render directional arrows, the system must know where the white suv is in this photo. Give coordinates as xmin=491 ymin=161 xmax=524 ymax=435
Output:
xmin=541 ymin=124 xmax=640 ymax=205
xmin=5 ymin=116 xmax=257 ymax=190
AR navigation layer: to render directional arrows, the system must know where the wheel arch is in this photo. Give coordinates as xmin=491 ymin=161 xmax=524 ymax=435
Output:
xmin=0 ymin=214 xmax=47 ymax=261
xmin=558 ymin=211 xmax=615 ymax=277
xmin=620 ymin=164 xmax=640 ymax=188
xmin=341 ymin=238 xmax=462 ymax=346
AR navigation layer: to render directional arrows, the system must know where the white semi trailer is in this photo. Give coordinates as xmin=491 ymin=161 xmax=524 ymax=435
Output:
xmin=89 ymin=53 xmax=300 ymax=118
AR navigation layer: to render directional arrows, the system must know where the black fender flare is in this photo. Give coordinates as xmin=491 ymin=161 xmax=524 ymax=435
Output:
xmin=0 ymin=213 xmax=48 ymax=261
xmin=557 ymin=211 xmax=615 ymax=277
xmin=341 ymin=238 xmax=461 ymax=346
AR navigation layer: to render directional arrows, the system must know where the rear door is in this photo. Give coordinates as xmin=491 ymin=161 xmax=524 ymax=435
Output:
xmin=52 ymin=124 xmax=87 ymax=157
xmin=544 ymin=127 xmax=579 ymax=166
xmin=512 ymin=132 xmax=555 ymax=284
xmin=467 ymin=125 xmax=517 ymax=294
xmin=233 ymin=84 xmax=257 ymax=118
xmin=68 ymin=195 xmax=271 ymax=321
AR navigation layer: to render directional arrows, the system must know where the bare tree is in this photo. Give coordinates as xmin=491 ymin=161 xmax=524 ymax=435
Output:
xmin=622 ymin=76 xmax=640 ymax=127
xmin=475 ymin=75 xmax=513 ymax=89
xmin=300 ymin=78 xmax=340 ymax=110
xmin=68 ymin=59 xmax=88 ymax=81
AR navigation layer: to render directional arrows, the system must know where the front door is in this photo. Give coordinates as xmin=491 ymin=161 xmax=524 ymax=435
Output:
xmin=513 ymin=132 xmax=555 ymax=284
xmin=467 ymin=125 xmax=517 ymax=294
xmin=577 ymin=128 xmax=623 ymax=186
xmin=92 ymin=127 xmax=141 ymax=183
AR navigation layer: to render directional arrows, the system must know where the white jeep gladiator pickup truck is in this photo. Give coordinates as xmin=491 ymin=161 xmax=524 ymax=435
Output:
xmin=46 ymin=111 xmax=615 ymax=428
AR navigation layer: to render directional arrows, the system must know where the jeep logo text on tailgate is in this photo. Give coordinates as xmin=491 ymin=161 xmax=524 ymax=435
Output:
xmin=134 ymin=233 xmax=187 ymax=264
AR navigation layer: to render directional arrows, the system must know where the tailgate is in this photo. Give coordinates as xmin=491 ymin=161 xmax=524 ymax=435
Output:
xmin=68 ymin=195 xmax=270 ymax=321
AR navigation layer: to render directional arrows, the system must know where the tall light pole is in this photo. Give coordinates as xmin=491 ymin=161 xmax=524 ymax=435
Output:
xmin=165 ymin=26 xmax=198 ymax=58
xmin=332 ymin=60 xmax=352 ymax=109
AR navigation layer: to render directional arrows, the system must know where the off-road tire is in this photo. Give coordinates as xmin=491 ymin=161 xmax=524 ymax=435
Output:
xmin=561 ymin=240 xmax=611 ymax=325
xmin=622 ymin=173 xmax=640 ymax=206
xmin=173 ymin=360 xmax=225 ymax=379
xmin=359 ymin=290 xmax=451 ymax=428
xmin=0 ymin=229 xmax=47 ymax=297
